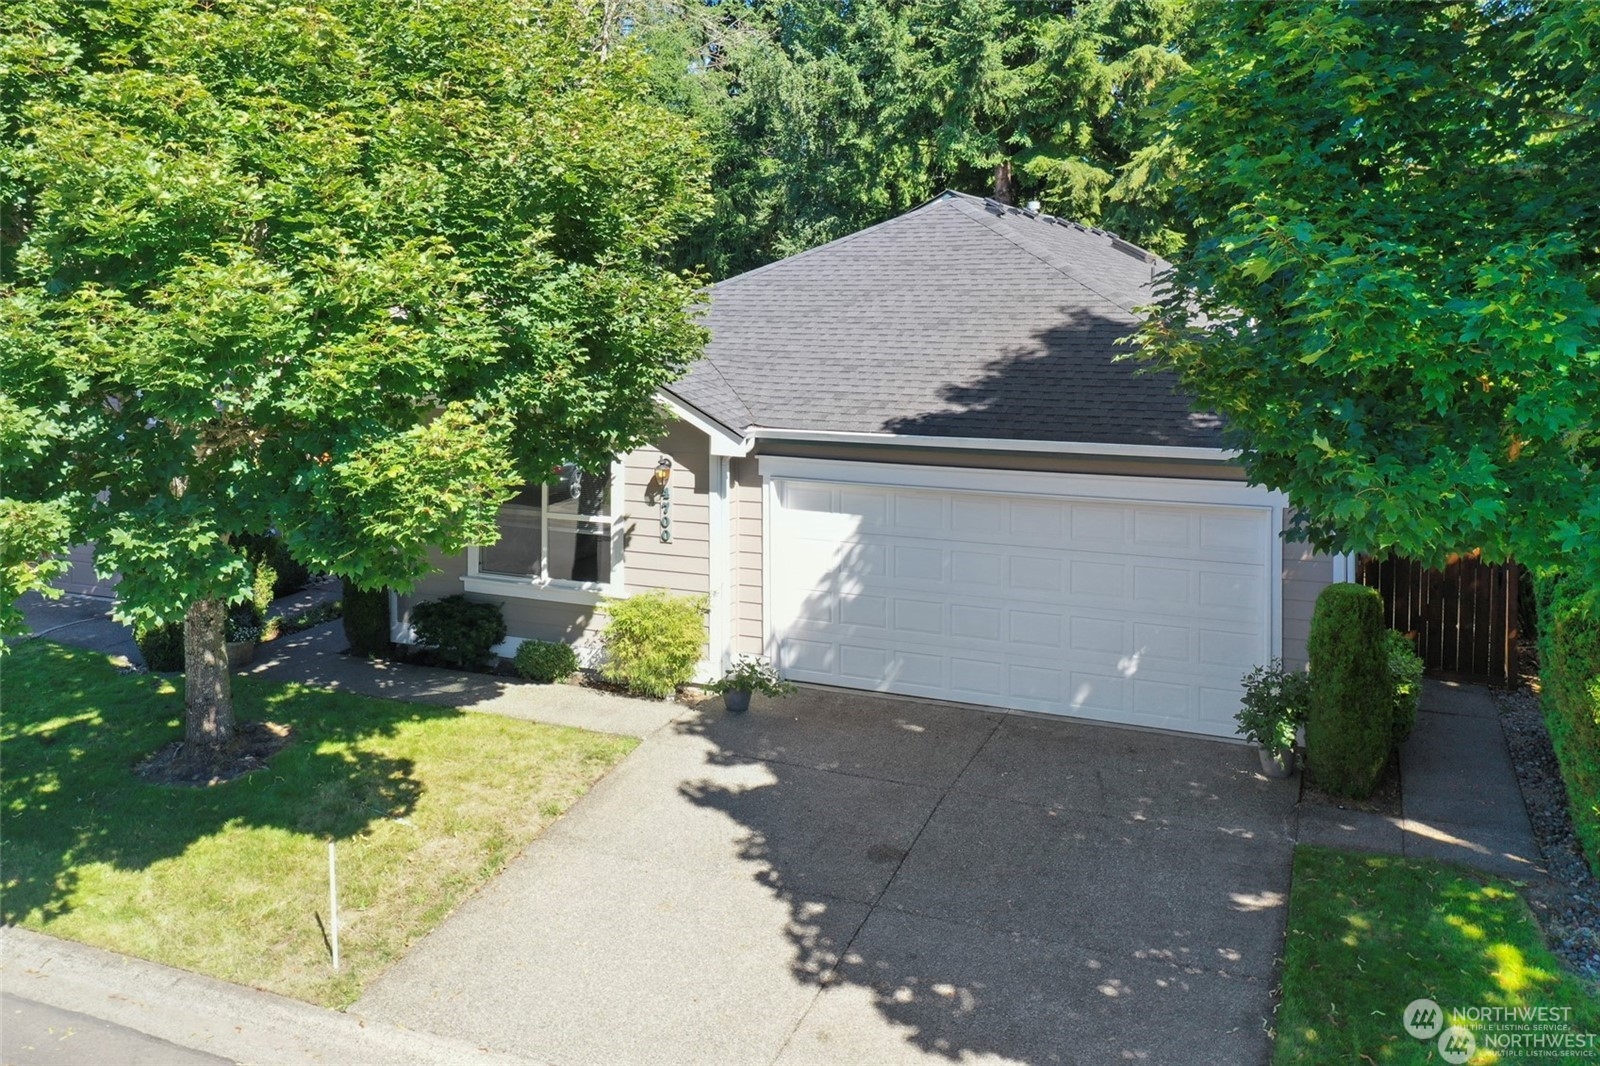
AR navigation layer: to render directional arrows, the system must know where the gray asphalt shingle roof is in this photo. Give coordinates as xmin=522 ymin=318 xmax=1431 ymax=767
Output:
xmin=664 ymin=191 xmax=1224 ymax=448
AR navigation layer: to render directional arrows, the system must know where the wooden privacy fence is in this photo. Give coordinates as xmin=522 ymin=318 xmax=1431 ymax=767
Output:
xmin=1355 ymin=552 xmax=1519 ymax=686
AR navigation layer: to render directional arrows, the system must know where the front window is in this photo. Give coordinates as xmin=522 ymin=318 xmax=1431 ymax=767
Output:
xmin=479 ymin=465 xmax=616 ymax=586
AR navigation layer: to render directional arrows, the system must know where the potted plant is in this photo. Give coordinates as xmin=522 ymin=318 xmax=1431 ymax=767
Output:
xmin=706 ymin=655 xmax=795 ymax=713
xmin=1235 ymin=659 xmax=1310 ymax=778
xmin=225 ymin=602 xmax=264 ymax=670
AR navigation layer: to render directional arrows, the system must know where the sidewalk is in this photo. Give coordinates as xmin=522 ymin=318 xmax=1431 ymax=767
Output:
xmin=1294 ymin=679 xmax=1546 ymax=880
xmin=1 ymin=928 xmax=534 ymax=1066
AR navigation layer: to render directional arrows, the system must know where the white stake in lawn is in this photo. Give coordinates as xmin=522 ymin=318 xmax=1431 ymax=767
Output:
xmin=328 ymin=840 xmax=340 ymax=971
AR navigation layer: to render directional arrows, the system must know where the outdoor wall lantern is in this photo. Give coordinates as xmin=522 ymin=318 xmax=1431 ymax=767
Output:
xmin=653 ymin=456 xmax=672 ymax=543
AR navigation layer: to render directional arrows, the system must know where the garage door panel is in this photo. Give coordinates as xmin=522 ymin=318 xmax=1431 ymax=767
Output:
xmin=892 ymin=544 xmax=946 ymax=582
xmin=771 ymin=479 xmax=1273 ymax=738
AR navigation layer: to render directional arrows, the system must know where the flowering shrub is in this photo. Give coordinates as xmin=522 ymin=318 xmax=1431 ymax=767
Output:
xmin=1236 ymin=659 xmax=1311 ymax=750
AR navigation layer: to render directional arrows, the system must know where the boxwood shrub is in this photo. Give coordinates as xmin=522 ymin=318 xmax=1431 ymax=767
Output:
xmin=411 ymin=594 xmax=506 ymax=671
xmin=600 ymin=590 xmax=706 ymax=698
xmin=513 ymin=639 xmax=579 ymax=683
xmin=1306 ymin=583 xmax=1390 ymax=798
xmin=1535 ymin=571 xmax=1600 ymax=876
xmin=135 ymin=621 xmax=185 ymax=672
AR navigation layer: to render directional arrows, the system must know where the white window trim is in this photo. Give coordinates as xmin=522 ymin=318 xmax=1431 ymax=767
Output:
xmin=463 ymin=458 xmax=628 ymax=604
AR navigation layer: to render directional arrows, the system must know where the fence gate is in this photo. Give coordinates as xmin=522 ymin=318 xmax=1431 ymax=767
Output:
xmin=1355 ymin=552 xmax=1519 ymax=686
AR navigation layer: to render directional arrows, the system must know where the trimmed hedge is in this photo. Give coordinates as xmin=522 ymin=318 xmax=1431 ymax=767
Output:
xmin=342 ymin=578 xmax=390 ymax=658
xmin=513 ymin=639 xmax=579 ymax=683
xmin=1535 ymin=571 xmax=1600 ymax=877
xmin=135 ymin=621 xmax=185 ymax=672
xmin=1306 ymin=582 xmax=1390 ymax=798
xmin=411 ymin=594 xmax=506 ymax=671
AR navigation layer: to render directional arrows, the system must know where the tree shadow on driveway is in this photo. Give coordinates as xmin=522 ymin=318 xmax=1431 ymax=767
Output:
xmin=673 ymin=690 xmax=1297 ymax=1065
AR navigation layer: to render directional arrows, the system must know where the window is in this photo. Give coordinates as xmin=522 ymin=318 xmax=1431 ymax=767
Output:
xmin=469 ymin=463 xmax=622 ymax=598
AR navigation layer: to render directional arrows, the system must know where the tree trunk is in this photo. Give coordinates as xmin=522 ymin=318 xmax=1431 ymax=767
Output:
xmin=992 ymin=160 xmax=1015 ymax=205
xmin=183 ymin=597 xmax=234 ymax=758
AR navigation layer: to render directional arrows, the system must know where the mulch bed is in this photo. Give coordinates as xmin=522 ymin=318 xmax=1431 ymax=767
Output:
xmin=135 ymin=720 xmax=293 ymax=787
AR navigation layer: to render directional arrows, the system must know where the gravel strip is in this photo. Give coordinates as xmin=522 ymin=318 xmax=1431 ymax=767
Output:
xmin=1493 ymin=659 xmax=1600 ymax=980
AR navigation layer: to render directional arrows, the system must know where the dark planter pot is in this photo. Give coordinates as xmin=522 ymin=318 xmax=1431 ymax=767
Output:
xmin=723 ymin=688 xmax=752 ymax=713
xmin=225 ymin=639 xmax=257 ymax=670
xmin=1258 ymin=746 xmax=1296 ymax=779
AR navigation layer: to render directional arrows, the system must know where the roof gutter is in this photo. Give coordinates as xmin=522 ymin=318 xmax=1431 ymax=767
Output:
xmin=745 ymin=427 xmax=1237 ymax=462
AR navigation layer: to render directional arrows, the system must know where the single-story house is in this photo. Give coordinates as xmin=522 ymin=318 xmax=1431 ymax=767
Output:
xmin=392 ymin=191 xmax=1340 ymax=739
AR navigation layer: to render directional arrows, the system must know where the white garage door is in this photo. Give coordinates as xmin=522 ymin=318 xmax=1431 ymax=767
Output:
xmin=768 ymin=474 xmax=1278 ymax=738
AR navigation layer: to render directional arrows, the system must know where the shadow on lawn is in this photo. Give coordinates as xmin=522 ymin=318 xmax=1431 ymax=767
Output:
xmin=0 ymin=640 xmax=448 ymax=925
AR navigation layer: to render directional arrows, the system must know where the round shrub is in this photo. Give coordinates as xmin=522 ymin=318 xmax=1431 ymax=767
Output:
xmin=599 ymin=590 xmax=706 ymax=698
xmin=135 ymin=621 xmax=185 ymax=672
xmin=513 ymin=639 xmax=579 ymax=683
xmin=410 ymin=594 xmax=506 ymax=671
xmin=1385 ymin=629 xmax=1424 ymax=746
xmin=342 ymin=578 xmax=390 ymax=658
xmin=1306 ymin=582 xmax=1390 ymax=798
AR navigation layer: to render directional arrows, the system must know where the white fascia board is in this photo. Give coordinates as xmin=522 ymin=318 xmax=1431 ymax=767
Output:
xmin=748 ymin=427 xmax=1237 ymax=462
xmin=655 ymin=393 xmax=753 ymax=457
xmin=757 ymin=455 xmax=1285 ymax=510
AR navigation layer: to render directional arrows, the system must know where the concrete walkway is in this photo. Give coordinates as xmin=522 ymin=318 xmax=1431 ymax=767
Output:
xmin=1294 ymin=679 xmax=1545 ymax=879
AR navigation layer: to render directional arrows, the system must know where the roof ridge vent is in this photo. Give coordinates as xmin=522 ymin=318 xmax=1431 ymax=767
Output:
xmin=982 ymin=198 xmax=1007 ymax=215
xmin=1110 ymin=235 xmax=1156 ymax=263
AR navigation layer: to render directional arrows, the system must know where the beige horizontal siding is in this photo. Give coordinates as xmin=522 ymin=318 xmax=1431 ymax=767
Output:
xmin=1281 ymin=515 xmax=1333 ymax=671
xmin=729 ymin=456 xmax=765 ymax=657
xmin=622 ymin=419 xmax=712 ymax=600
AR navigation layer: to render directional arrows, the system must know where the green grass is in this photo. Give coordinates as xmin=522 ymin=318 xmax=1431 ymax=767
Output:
xmin=0 ymin=640 xmax=635 ymax=1007
xmin=1276 ymin=847 xmax=1600 ymax=1065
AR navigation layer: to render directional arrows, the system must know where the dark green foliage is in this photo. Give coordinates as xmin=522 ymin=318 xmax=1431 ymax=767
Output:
xmin=341 ymin=579 xmax=390 ymax=659
xmin=237 ymin=534 xmax=311 ymax=601
xmin=1384 ymin=631 xmax=1424 ymax=747
xmin=1535 ymin=572 xmax=1600 ymax=876
xmin=600 ymin=590 xmax=706 ymax=698
xmin=513 ymin=640 xmax=579 ymax=684
xmin=135 ymin=622 xmax=185 ymax=672
xmin=640 ymin=0 xmax=1194 ymax=278
xmin=1306 ymin=584 xmax=1390 ymax=798
xmin=1136 ymin=2 xmax=1600 ymax=590
xmin=410 ymin=595 xmax=506 ymax=672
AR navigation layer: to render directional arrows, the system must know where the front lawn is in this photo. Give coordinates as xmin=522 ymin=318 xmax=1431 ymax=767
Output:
xmin=0 ymin=640 xmax=635 ymax=1007
xmin=1276 ymin=846 xmax=1600 ymax=1064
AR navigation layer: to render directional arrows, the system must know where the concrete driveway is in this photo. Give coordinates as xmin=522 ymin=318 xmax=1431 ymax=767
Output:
xmin=355 ymin=689 xmax=1297 ymax=1066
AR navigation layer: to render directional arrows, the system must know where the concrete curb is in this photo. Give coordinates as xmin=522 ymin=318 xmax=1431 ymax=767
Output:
xmin=1 ymin=927 xmax=539 ymax=1066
